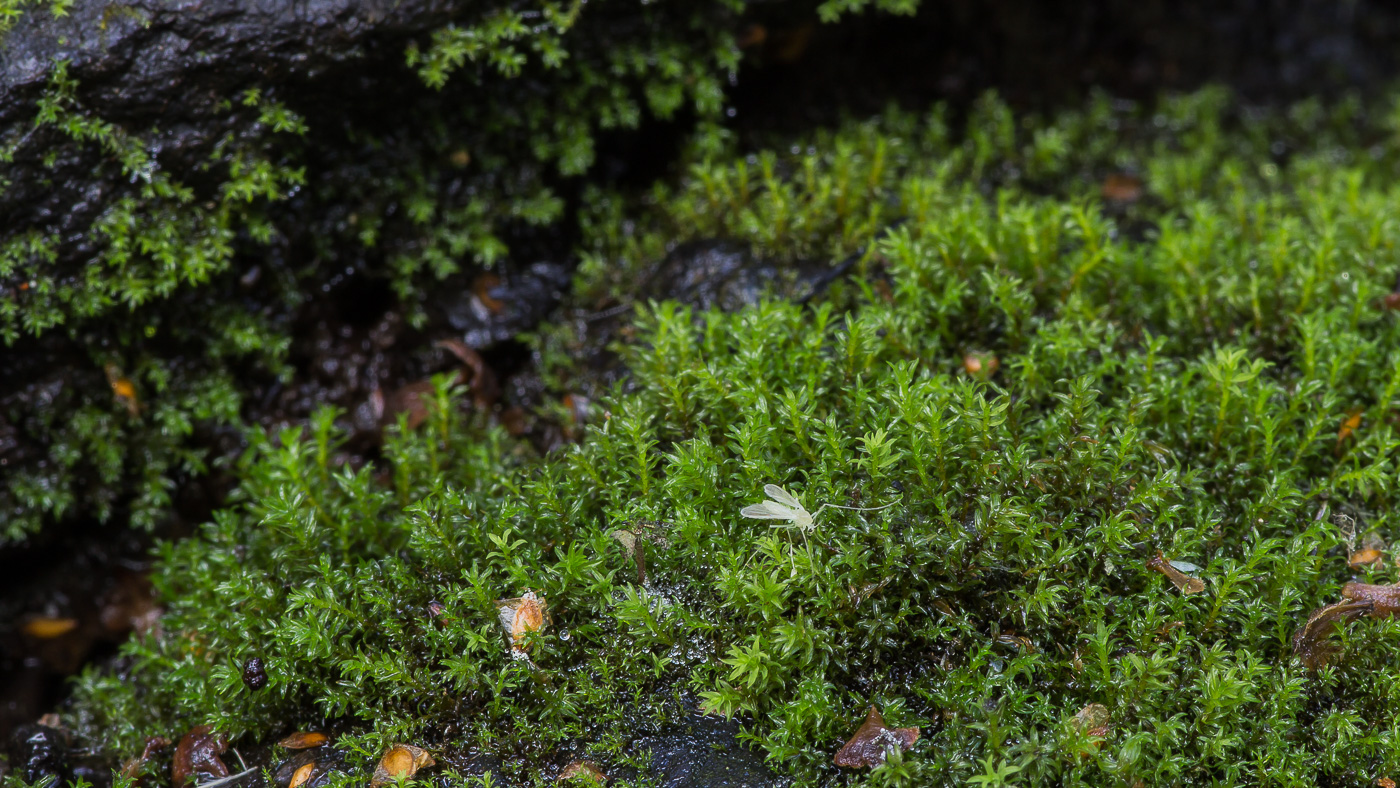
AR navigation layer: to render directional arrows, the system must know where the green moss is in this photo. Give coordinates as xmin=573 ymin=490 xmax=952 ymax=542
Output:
xmin=57 ymin=88 xmax=1400 ymax=786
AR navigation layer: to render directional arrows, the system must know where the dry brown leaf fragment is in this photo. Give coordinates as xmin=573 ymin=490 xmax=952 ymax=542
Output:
xmin=22 ymin=617 xmax=78 ymax=639
xmin=278 ymin=732 xmax=329 ymax=750
xmin=120 ymin=736 xmax=171 ymax=779
xmin=1291 ymin=599 xmax=1373 ymax=670
xmin=833 ymin=706 xmax=920 ymax=769
xmin=495 ymin=591 xmax=549 ymax=656
xmin=1073 ymin=703 xmax=1111 ymax=739
xmin=1377 ymin=778 xmax=1396 ymax=788
xmin=370 ymin=744 xmax=434 ymax=787
xmin=557 ymin=760 xmax=607 ymax=784
xmin=171 ymin=725 xmax=229 ymax=787
xmin=1146 ymin=551 xmax=1205 ymax=594
xmin=1341 ymin=582 xmax=1400 ymax=617
xmin=1101 ymin=173 xmax=1144 ymax=202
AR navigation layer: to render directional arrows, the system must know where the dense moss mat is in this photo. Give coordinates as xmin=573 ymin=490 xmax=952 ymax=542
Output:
xmin=60 ymin=90 xmax=1400 ymax=786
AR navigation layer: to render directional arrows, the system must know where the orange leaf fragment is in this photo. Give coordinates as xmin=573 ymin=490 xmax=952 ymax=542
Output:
xmin=1146 ymin=551 xmax=1205 ymax=594
xmin=22 ymin=617 xmax=78 ymax=639
xmin=1337 ymin=408 xmax=1364 ymax=449
xmin=278 ymin=732 xmax=329 ymax=750
xmin=1349 ymin=549 xmax=1384 ymax=569
xmin=962 ymin=352 xmax=999 ymax=379
xmin=557 ymin=760 xmax=607 ymax=784
xmin=288 ymin=762 xmax=316 ymax=788
xmin=833 ymin=706 xmax=919 ymax=769
xmin=370 ymin=744 xmax=434 ymax=787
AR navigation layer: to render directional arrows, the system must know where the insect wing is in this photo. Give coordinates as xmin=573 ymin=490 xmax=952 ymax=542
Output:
xmin=495 ymin=598 xmax=521 ymax=631
xmin=741 ymin=501 xmax=799 ymax=520
xmin=763 ymin=484 xmax=803 ymax=509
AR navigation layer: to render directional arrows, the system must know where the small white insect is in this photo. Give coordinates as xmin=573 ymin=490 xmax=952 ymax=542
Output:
xmin=741 ymin=484 xmax=898 ymax=575
xmin=741 ymin=484 xmax=897 ymax=532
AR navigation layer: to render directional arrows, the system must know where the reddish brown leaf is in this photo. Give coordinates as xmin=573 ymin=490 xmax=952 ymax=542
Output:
xmin=172 ymin=725 xmax=229 ymax=787
xmin=833 ymin=706 xmax=919 ymax=769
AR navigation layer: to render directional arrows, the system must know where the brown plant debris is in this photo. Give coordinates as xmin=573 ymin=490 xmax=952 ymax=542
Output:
xmin=1341 ymin=582 xmax=1400 ymax=617
xmin=172 ymin=725 xmax=229 ymax=786
xmin=495 ymin=591 xmax=549 ymax=656
xmin=22 ymin=617 xmax=79 ymax=639
xmin=277 ymin=732 xmax=329 ymax=750
xmin=1101 ymin=172 xmax=1144 ymax=202
xmin=1291 ymin=599 xmax=1373 ymax=670
xmin=833 ymin=706 xmax=920 ymax=769
xmin=370 ymin=744 xmax=434 ymax=787
xmin=557 ymin=760 xmax=607 ymax=784
xmin=120 ymin=736 xmax=172 ymax=780
xmin=1146 ymin=551 xmax=1205 ymax=594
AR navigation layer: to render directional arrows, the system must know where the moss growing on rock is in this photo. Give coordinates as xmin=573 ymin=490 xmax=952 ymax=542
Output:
xmin=52 ymin=89 xmax=1400 ymax=786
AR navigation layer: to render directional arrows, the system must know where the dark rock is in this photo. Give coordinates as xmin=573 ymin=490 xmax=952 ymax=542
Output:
xmin=631 ymin=712 xmax=786 ymax=788
xmin=7 ymin=724 xmax=70 ymax=785
xmin=441 ymin=263 xmax=571 ymax=349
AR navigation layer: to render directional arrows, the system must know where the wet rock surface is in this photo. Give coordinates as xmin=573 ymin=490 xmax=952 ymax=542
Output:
xmin=630 ymin=713 xmax=787 ymax=788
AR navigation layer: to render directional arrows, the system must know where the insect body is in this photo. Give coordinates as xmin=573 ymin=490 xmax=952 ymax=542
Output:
xmin=740 ymin=484 xmax=898 ymax=575
xmin=741 ymin=484 xmax=896 ymax=530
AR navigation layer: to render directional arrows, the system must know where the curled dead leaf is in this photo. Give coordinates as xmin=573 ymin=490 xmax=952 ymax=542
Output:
xmin=495 ymin=591 xmax=549 ymax=656
xmin=557 ymin=760 xmax=607 ymax=784
xmin=171 ymin=725 xmax=229 ymax=787
xmin=370 ymin=744 xmax=434 ymax=787
xmin=833 ymin=706 xmax=919 ymax=769
xmin=1292 ymin=599 xmax=1373 ymax=670
xmin=278 ymin=732 xmax=329 ymax=750
xmin=22 ymin=617 xmax=78 ymax=639
xmin=1146 ymin=551 xmax=1205 ymax=594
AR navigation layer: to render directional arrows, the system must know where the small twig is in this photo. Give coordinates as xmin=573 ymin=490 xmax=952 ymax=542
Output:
xmin=195 ymin=766 xmax=257 ymax=788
